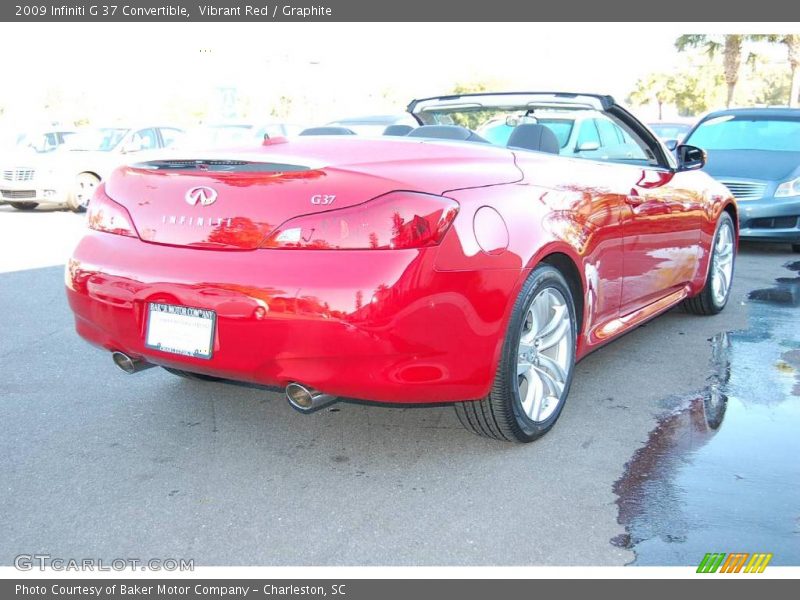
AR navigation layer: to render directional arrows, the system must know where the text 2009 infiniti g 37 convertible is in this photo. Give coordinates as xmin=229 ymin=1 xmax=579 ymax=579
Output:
xmin=65 ymin=93 xmax=737 ymax=442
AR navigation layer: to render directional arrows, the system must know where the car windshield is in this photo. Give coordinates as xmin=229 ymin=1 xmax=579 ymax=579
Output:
xmin=410 ymin=93 xmax=658 ymax=166
xmin=686 ymin=115 xmax=800 ymax=152
xmin=16 ymin=132 xmax=73 ymax=153
xmin=63 ymin=128 xmax=129 ymax=152
xmin=478 ymin=117 xmax=575 ymax=148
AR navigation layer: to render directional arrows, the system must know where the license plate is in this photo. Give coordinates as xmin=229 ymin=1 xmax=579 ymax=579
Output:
xmin=145 ymin=303 xmax=216 ymax=359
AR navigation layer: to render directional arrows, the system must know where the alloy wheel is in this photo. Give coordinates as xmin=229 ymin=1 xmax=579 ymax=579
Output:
xmin=711 ymin=220 xmax=734 ymax=306
xmin=517 ymin=287 xmax=573 ymax=423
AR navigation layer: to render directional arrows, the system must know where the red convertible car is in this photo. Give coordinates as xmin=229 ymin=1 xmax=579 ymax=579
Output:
xmin=66 ymin=93 xmax=737 ymax=442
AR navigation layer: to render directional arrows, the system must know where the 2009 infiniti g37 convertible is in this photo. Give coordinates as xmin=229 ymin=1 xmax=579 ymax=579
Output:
xmin=65 ymin=93 xmax=738 ymax=442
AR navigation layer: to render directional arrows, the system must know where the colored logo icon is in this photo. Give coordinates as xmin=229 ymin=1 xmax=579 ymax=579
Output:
xmin=697 ymin=552 xmax=772 ymax=573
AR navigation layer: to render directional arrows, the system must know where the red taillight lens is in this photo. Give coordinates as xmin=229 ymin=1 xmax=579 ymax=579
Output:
xmin=87 ymin=184 xmax=138 ymax=238
xmin=261 ymin=191 xmax=459 ymax=250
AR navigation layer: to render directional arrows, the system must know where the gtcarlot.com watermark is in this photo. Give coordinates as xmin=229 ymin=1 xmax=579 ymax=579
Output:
xmin=14 ymin=554 xmax=194 ymax=572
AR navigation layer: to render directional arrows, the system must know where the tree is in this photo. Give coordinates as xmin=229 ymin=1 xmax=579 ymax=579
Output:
xmin=270 ymin=95 xmax=294 ymax=120
xmin=676 ymin=34 xmax=743 ymax=108
xmin=671 ymin=63 xmax=726 ymax=115
xmin=627 ymin=72 xmax=677 ymax=120
xmin=749 ymin=34 xmax=800 ymax=107
xmin=786 ymin=35 xmax=800 ymax=107
xmin=628 ymin=59 xmax=725 ymax=117
xmin=749 ymin=67 xmax=791 ymax=107
xmin=445 ymin=80 xmax=497 ymax=130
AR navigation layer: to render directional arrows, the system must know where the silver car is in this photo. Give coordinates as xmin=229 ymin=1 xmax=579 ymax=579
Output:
xmin=1 ymin=125 xmax=183 ymax=212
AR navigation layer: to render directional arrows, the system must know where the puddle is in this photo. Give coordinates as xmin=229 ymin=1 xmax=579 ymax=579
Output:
xmin=613 ymin=264 xmax=800 ymax=565
xmin=748 ymin=277 xmax=800 ymax=306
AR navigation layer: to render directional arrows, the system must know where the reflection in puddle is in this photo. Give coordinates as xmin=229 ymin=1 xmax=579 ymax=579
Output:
xmin=613 ymin=266 xmax=800 ymax=565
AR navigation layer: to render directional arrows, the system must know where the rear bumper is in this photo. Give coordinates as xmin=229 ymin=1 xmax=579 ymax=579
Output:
xmin=738 ymin=196 xmax=800 ymax=243
xmin=66 ymin=232 xmax=518 ymax=403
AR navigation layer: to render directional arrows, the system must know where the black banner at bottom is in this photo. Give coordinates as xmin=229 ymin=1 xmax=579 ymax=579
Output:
xmin=2 ymin=579 xmax=793 ymax=600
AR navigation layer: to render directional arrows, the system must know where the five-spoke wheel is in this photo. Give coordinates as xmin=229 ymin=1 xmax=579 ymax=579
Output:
xmin=455 ymin=264 xmax=577 ymax=442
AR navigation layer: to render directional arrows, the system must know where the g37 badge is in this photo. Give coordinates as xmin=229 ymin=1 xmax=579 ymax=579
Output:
xmin=311 ymin=194 xmax=336 ymax=205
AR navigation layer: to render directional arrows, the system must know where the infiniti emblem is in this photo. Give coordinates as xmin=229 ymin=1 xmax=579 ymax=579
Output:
xmin=185 ymin=186 xmax=218 ymax=206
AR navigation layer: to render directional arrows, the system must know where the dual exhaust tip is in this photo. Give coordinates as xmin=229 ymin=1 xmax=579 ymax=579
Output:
xmin=285 ymin=382 xmax=339 ymax=413
xmin=111 ymin=352 xmax=338 ymax=413
xmin=112 ymin=351 xmax=156 ymax=374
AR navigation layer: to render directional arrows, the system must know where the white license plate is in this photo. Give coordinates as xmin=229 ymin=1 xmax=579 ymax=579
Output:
xmin=145 ymin=303 xmax=216 ymax=359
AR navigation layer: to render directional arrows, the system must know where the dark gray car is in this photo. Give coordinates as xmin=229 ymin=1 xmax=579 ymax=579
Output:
xmin=683 ymin=107 xmax=800 ymax=252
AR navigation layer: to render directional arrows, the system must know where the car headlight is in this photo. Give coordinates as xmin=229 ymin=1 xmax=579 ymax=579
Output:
xmin=775 ymin=176 xmax=800 ymax=198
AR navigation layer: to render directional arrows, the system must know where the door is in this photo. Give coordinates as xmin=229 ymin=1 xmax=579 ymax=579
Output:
xmin=608 ymin=115 xmax=706 ymax=313
xmin=557 ymin=112 xmax=705 ymax=315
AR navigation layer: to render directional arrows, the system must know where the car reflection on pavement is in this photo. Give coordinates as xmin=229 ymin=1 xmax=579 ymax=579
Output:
xmin=613 ymin=262 xmax=800 ymax=565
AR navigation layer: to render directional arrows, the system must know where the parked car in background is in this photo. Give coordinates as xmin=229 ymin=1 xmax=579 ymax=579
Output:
xmin=0 ymin=125 xmax=183 ymax=212
xmin=178 ymin=123 xmax=305 ymax=150
xmin=66 ymin=92 xmax=736 ymax=443
xmin=326 ymin=114 xmax=417 ymax=136
xmin=648 ymin=121 xmax=692 ymax=145
xmin=15 ymin=129 xmax=76 ymax=153
xmin=683 ymin=108 xmax=800 ymax=252
xmin=0 ymin=128 xmax=77 ymax=209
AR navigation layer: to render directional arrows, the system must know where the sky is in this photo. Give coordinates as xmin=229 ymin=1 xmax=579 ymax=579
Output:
xmin=0 ymin=22 xmax=795 ymax=132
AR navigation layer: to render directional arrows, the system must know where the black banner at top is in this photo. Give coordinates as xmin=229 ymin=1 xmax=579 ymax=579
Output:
xmin=1 ymin=0 xmax=799 ymax=21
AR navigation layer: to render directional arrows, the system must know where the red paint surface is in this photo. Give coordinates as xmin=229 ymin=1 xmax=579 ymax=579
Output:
xmin=66 ymin=136 xmax=736 ymax=403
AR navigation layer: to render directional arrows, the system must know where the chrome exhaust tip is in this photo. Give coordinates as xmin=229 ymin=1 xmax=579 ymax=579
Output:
xmin=285 ymin=382 xmax=338 ymax=413
xmin=111 ymin=351 xmax=155 ymax=374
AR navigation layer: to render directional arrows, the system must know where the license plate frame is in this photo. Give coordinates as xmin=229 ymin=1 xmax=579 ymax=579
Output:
xmin=145 ymin=302 xmax=216 ymax=360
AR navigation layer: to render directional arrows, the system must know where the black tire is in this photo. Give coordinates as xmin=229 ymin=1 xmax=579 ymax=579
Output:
xmin=163 ymin=367 xmax=223 ymax=382
xmin=683 ymin=212 xmax=736 ymax=315
xmin=792 ymin=244 xmax=800 ymax=254
xmin=9 ymin=202 xmax=38 ymax=210
xmin=454 ymin=264 xmax=577 ymax=442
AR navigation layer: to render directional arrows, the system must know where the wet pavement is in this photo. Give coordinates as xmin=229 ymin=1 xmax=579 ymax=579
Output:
xmin=614 ymin=258 xmax=800 ymax=565
xmin=1 ymin=210 xmax=797 ymax=566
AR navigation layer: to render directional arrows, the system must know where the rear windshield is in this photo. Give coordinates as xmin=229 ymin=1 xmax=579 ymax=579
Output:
xmin=686 ymin=115 xmax=800 ymax=152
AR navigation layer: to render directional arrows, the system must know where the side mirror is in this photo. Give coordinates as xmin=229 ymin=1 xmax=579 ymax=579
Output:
xmin=664 ymin=139 xmax=678 ymax=151
xmin=676 ymin=144 xmax=706 ymax=171
xmin=576 ymin=141 xmax=600 ymax=152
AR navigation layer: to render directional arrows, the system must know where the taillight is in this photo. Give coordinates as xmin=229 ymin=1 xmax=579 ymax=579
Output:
xmin=261 ymin=191 xmax=459 ymax=250
xmin=87 ymin=184 xmax=138 ymax=238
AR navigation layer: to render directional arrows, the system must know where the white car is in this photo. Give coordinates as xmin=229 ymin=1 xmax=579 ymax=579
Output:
xmin=14 ymin=129 xmax=76 ymax=153
xmin=0 ymin=125 xmax=183 ymax=212
xmin=176 ymin=123 xmax=305 ymax=150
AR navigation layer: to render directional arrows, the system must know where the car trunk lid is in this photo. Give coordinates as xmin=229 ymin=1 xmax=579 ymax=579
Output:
xmin=103 ymin=139 xmax=521 ymax=250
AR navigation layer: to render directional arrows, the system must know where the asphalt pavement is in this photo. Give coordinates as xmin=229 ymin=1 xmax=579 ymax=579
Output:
xmin=0 ymin=204 xmax=796 ymax=566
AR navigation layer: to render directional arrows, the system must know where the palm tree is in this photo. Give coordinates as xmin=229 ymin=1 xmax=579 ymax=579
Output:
xmin=628 ymin=72 xmax=676 ymax=120
xmin=739 ymin=34 xmax=800 ymax=107
xmin=787 ymin=35 xmax=800 ymax=107
xmin=676 ymin=34 xmax=743 ymax=108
